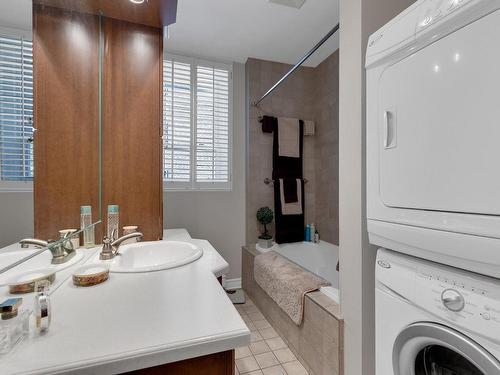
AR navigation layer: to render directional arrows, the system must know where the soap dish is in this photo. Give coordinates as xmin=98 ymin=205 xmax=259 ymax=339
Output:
xmin=7 ymin=269 xmax=56 ymax=294
xmin=72 ymin=265 xmax=109 ymax=287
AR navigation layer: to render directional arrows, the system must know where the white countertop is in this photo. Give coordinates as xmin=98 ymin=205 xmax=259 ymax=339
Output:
xmin=0 ymin=229 xmax=249 ymax=374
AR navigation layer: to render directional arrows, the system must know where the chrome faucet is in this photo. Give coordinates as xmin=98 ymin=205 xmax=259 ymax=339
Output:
xmin=99 ymin=231 xmax=143 ymax=260
xmin=20 ymin=231 xmax=76 ymax=265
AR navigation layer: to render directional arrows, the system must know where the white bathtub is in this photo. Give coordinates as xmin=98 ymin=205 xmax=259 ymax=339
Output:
xmin=256 ymin=240 xmax=340 ymax=303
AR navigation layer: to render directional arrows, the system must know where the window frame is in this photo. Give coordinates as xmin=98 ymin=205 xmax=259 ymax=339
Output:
xmin=0 ymin=27 xmax=34 ymax=193
xmin=163 ymin=54 xmax=233 ymax=192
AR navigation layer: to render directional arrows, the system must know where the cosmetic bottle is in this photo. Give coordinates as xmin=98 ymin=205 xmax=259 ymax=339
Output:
xmin=0 ymin=298 xmax=29 ymax=354
xmin=34 ymin=281 xmax=51 ymax=335
xmin=305 ymin=224 xmax=311 ymax=242
xmin=80 ymin=205 xmax=95 ymax=248
xmin=310 ymin=223 xmax=315 ymax=242
xmin=107 ymin=205 xmax=119 ymax=241
xmin=314 ymin=230 xmax=320 ymax=243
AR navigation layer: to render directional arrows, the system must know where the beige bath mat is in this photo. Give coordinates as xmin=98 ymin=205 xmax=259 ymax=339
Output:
xmin=254 ymin=251 xmax=330 ymax=325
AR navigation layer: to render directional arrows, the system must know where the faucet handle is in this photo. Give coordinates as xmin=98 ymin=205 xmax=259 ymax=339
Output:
xmin=100 ymin=236 xmax=114 ymax=260
xmin=102 ymin=236 xmax=112 ymax=251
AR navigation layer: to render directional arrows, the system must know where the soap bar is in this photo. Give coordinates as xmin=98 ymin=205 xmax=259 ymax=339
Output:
xmin=0 ymin=298 xmax=23 ymax=313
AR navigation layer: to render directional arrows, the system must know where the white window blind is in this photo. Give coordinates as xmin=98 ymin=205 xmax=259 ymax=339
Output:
xmin=196 ymin=65 xmax=230 ymax=183
xmin=163 ymin=59 xmax=192 ymax=182
xmin=163 ymin=56 xmax=232 ymax=190
xmin=0 ymin=35 xmax=33 ymax=184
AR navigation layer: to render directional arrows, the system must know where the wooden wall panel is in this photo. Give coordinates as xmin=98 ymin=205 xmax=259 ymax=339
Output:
xmin=102 ymin=18 xmax=163 ymax=241
xmin=34 ymin=0 xmax=178 ymax=29
xmin=33 ymin=6 xmax=101 ymax=240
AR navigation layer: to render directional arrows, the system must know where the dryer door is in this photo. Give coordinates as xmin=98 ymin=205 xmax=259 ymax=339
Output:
xmin=378 ymin=8 xmax=500 ymax=216
xmin=393 ymin=322 xmax=500 ymax=375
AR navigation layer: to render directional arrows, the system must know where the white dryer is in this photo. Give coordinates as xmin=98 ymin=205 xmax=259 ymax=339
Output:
xmin=366 ymin=0 xmax=500 ymax=277
xmin=376 ymin=249 xmax=500 ymax=374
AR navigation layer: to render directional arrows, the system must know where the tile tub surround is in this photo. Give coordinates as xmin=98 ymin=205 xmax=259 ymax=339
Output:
xmin=246 ymin=57 xmax=316 ymax=246
xmin=241 ymin=246 xmax=343 ymax=375
xmin=312 ymin=51 xmax=340 ymax=245
xmin=246 ymin=53 xmax=339 ymax=246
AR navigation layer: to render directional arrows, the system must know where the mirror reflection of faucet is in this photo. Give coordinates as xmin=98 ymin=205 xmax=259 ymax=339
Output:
xmin=19 ymin=229 xmax=77 ymax=265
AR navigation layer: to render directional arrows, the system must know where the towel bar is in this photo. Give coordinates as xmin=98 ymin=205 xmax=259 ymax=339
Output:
xmin=258 ymin=116 xmax=315 ymax=135
xmin=264 ymin=178 xmax=308 ymax=185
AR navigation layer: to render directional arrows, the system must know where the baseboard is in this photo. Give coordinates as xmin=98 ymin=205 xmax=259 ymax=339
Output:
xmin=223 ymin=277 xmax=241 ymax=290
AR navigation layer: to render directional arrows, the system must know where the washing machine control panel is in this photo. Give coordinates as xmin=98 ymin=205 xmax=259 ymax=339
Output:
xmin=415 ymin=265 xmax=500 ymax=341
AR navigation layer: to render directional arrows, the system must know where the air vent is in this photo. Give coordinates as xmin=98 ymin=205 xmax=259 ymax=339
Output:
xmin=269 ymin=0 xmax=306 ymax=9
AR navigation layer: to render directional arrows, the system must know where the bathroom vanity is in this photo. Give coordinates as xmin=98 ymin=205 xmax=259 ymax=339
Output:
xmin=0 ymin=230 xmax=249 ymax=374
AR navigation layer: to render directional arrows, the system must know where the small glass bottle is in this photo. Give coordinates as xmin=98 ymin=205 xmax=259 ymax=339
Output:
xmin=107 ymin=205 xmax=119 ymax=241
xmin=81 ymin=206 xmax=95 ymax=248
xmin=0 ymin=300 xmax=29 ymax=355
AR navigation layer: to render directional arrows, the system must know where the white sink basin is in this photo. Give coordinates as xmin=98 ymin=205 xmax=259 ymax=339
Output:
xmin=0 ymin=249 xmax=85 ymax=287
xmin=101 ymin=241 xmax=203 ymax=273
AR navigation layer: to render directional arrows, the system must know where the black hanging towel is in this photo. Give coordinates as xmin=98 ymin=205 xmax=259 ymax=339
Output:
xmin=267 ymin=117 xmax=304 ymax=244
xmin=261 ymin=115 xmax=276 ymax=133
xmin=274 ymin=178 xmax=305 ymax=244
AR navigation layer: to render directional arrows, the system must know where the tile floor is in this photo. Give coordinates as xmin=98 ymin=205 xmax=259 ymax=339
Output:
xmin=234 ymin=296 xmax=308 ymax=375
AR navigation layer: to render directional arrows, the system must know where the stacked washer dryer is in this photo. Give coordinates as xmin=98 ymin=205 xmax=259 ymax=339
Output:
xmin=366 ymin=0 xmax=500 ymax=373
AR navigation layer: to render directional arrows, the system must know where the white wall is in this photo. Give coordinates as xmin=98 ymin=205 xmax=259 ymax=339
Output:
xmin=164 ymin=62 xmax=246 ymax=280
xmin=338 ymin=0 xmax=415 ymax=374
xmin=0 ymin=192 xmax=34 ymax=247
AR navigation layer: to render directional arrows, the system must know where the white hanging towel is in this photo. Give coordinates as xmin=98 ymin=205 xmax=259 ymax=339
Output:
xmin=278 ymin=117 xmax=300 ymax=158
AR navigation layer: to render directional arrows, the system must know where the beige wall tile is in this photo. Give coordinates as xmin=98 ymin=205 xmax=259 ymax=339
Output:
xmin=246 ymin=53 xmax=339 ymax=245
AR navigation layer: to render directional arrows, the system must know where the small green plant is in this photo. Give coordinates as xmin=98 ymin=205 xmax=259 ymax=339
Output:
xmin=257 ymin=207 xmax=274 ymax=240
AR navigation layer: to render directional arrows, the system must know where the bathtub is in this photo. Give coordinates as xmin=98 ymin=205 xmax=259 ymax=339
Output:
xmin=256 ymin=240 xmax=340 ymax=303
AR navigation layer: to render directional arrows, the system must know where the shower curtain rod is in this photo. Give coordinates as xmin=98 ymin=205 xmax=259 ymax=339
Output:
xmin=253 ymin=23 xmax=340 ymax=107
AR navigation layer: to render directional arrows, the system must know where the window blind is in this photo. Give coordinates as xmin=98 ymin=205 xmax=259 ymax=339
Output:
xmin=163 ymin=59 xmax=192 ymax=182
xmin=163 ymin=56 xmax=231 ymax=190
xmin=196 ymin=65 xmax=230 ymax=183
xmin=0 ymin=35 xmax=33 ymax=182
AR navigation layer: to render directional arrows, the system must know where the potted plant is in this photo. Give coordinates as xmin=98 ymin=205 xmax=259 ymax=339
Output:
xmin=257 ymin=207 xmax=274 ymax=248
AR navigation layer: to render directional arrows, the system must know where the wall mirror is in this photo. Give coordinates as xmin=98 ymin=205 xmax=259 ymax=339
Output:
xmin=0 ymin=0 xmax=103 ymax=250
xmin=0 ymin=0 xmax=170 ymax=252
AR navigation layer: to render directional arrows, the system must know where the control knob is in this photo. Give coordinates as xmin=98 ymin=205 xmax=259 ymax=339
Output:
xmin=441 ymin=289 xmax=465 ymax=312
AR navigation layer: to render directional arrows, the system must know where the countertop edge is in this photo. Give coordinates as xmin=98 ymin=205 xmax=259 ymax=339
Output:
xmin=31 ymin=329 xmax=250 ymax=375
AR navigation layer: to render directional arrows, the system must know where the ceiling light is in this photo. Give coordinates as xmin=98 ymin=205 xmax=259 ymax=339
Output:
xmin=129 ymin=0 xmax=145 ymax=4
xmin=269 ymin=0 xmax=307 ymax=9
